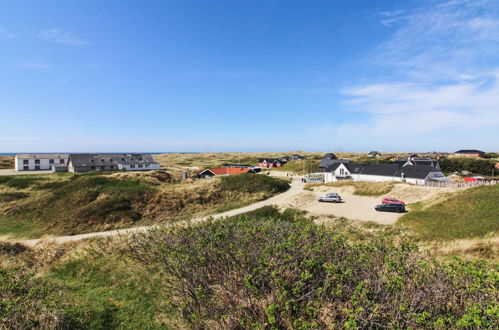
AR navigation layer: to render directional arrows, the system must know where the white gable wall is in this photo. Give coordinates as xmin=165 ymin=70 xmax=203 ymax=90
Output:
xmin=15 ymin=155 xmax=69 ymax=171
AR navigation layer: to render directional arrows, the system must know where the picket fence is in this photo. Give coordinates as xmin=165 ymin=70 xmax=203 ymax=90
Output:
xmin=421 ymin=179 xmax=499 ymax=188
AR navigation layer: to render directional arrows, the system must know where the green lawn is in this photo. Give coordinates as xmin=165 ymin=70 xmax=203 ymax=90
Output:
xmin=399 ymin=185 xmax=499 ymax=241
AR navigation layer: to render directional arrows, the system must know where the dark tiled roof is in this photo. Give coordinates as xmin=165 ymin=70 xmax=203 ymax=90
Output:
xmin=345 ymin=162 xmax=364 ymax=173
xmin=325 ymin=163 xmax=342 ymax=172
xmin=455 ymin=149 xmax=485 ymax=154
xmin=202 ymin=167 xmax=251 ymax=175
xmin=70 ymin=153 xmax=158 ymax=167
xmin=323 ymin=153 xmax=337 ymax=160
xmin=396 ymin=159 xmax=439 ymax=167
xmin=361 ymin=164 xmax=400 ymax=176
xmin=396 ymin=165 xmax=437 ymax=179
xmin=318 ymin=159 xmax=350 ymax=169
xmin=359 ymin=164 xmax=440 ymax=179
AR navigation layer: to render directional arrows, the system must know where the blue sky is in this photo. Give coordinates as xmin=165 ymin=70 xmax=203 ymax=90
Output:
xmin=0 ymin=0 xmax=498 ymax=152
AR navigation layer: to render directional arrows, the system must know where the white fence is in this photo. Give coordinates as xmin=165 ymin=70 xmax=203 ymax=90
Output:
xmin=422 ymin=180 xmax=499 ymax=188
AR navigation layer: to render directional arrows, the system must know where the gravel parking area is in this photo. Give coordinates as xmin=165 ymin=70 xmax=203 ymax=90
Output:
xmin=279 ymin=184 xmax=456 ymax=225
xmin=0 ymin=169 xmax=52 ymax=176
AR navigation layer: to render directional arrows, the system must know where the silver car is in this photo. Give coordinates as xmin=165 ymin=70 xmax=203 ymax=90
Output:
xmin=318 ymin=193 xmax=342 ymax=203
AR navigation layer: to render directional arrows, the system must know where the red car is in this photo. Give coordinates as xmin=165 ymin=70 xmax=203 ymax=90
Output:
xmin=382 ymin=197 xmax=405 ymax=205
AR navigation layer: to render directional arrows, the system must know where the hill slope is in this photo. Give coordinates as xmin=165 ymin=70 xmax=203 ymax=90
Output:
xmin=399 ymin=185 xmax=499 ymax=241
xmin=0 ymin=172 xmax=289 ymax=238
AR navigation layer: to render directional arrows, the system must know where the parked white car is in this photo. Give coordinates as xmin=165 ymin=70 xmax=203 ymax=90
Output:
xmin=318 ymin=193 xmax=342 ymax=203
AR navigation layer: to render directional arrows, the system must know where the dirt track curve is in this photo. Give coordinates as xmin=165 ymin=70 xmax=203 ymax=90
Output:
xmin=12 ymin=178 xmax=305 ymax=247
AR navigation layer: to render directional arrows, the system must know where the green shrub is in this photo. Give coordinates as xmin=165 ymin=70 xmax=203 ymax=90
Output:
xmin=219 ymin=173 xmax=289 ymax=194
xmin=129 ymin=212 xmax=499 ymax=328
xmin=440 ymin=157 xmax=496 ymax=176
xmin=0 ymin=267 xmax=66 ymax=328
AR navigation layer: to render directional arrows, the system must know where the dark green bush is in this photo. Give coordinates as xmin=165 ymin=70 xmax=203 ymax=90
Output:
xmin=219 ymin=173 xmax=290 ymax=194
xmin=0 ymin=267 xmax=63 ymax=328
xmin=440 ymin=157 xmax=496 ymax=176
xmin=130 ymin=212 xmax=498 ymax=329
xmin=0 ymin=192 xmax=29 ymax=202
xmin=0 ymin=176 xmax=45 ymax=189
xmin=33 ymin=180 xmax=69 ymax=191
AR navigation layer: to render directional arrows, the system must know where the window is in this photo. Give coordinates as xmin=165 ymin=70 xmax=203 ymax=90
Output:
xmin=109 ymin=165 xmax=114 ymax=169
xmin=130 ymin=165 xmax=135 ymax=169
xmin=49 ymin=159 xmax=54 ymax=164
xmin=109 ymin=159 xmax=113 ymax=162
xmin=35 ymin=165 xmax=40 ymax=170
xmin=90 ymin=159 xmax=94 ymax=162
xmin=139 ymin=157 xmax=143 ymax=161
xmin=138 ymin=164 xmax=143 ymax=168
xmin=60 ymin=159 xmax=65 ymax=164
xmin=91 ymin=166 xmax=96 ymax=170
xmin=101 ymin=159 xmax=104 ymax=162
xmin=145 ymin=164 xmax=149 ymax=167
xmin=121 ymin=158 xmax=125 ymax=161
xmin=23 ymin=160 xmax=28 ymax=165
xmin=35 ymin=159 xmax=40 ymax=164
xmin=23 ymin=165 xmax=29 ymax=170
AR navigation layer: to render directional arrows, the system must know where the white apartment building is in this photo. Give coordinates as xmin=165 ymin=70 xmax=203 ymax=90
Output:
xmin=15 ymin=154 xmax=69 ymax=171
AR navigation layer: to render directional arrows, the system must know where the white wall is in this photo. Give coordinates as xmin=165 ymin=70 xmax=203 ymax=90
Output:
xmin=119 ymin=163 xmax=160 ymax=171
xmin=15 ymin=155 xmax=68 ymax=171
xmin=353 ymin=174 xmax=404 ymax=183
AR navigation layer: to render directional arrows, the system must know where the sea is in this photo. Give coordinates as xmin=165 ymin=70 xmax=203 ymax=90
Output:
xmin=0 ymin=152 xmax=200 ymax=156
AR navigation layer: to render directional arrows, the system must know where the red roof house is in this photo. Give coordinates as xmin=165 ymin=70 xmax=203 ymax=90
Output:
xmin=199 ymin=167 xmax=254 ymax=178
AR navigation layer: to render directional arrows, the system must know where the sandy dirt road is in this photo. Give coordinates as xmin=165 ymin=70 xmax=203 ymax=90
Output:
xmin=0 ymin=169 xmax=53 ymax=176
xmin=12 ymin=178 xmax=305 ymax=246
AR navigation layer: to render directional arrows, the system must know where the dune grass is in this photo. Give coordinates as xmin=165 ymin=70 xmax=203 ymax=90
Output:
xmin=399 ymin=185 xmax=499 ymax=241
xmin=154 ymin=152 xmax=352 ymax=170
xmin=0 ymin=156 xmax=14 ymax=170
xmin=0 ymin=172 xmax=290 ymax=238
xmin=2 ymin=207 xmax=497 ymax=328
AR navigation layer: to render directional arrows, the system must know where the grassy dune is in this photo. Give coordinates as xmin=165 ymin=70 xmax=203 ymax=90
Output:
xmin=0 ymin=156 xmax=14 ymax=170
xmin=1 ymin=208 xmax=496 ymax=328
xmin=399 ymin=185 xmax=499 ymax=241
xmin=152 ymin=151 xmax=387 ymax=170
xmin=0 ymin=172 xmax=289 ymax=238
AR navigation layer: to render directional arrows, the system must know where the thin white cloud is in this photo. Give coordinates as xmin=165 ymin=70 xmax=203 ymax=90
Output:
xmin=39 ymin=28 xmax=89 ymax=46
xmin=0 ymin=27 xmax=16 ymax=38
xmin=339 ymin=0 xmax=499 ymax=143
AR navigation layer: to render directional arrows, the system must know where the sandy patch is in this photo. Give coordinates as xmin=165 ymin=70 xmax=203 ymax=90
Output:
xmin=280 ymin=184 xmax=459 ymax=225
xmin=0 ymin=169 xmax=52 ymax=176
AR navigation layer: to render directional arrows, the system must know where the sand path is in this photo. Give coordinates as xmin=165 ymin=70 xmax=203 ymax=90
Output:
xmin=8 ymin=178 xmax=305 ymax=246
